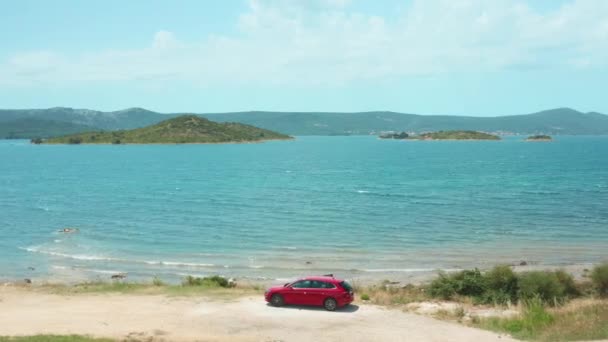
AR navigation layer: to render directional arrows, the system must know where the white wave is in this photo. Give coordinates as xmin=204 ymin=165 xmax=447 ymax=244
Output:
xmin=23 ymin=246 xmax=215 ymax=268
xmin=176 ymin=272 xmax=212 ymax=278
xmin=275 ymin=278 xmax=292 ymax=282
xmin=248 ymin=265 xmax=264 ymax=269
xmin=51 ymin=265 xmax=69 ymax=270
xmin=143 ymin=260 xmax=215 ymax=268
xmin=356 ymin=190 xmax=370 ymax=193
xmin=20 ymin=246 xmax=114 ymax=261
xmin=80 ymin=268 xmax=124 ymax=275
xmin=361 ymin=268 xmax=463 ymax=273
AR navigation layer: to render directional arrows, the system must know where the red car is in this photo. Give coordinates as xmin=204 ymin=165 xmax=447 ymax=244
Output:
xmin=264 ymin=275 xmax=354 ymax=311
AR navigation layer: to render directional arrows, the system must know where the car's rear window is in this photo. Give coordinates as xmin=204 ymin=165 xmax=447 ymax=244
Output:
xmin=340 ymin=281 xmax=353 ymax=292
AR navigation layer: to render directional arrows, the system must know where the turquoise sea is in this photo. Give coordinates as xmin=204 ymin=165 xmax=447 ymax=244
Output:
xmin=1 ymin=136 xmax=607 ymax=283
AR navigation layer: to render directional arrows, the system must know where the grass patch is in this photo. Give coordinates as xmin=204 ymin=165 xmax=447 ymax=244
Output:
xmin=537 ymin=300 xmax=608 ymax=341
xmin=478 ymin=298 xmax=553 ymax=340
xmin=474 ymin=299 xmax=608 ymax=341
xmin=357 ymin=283 xmax=430 ymax=305
xmin=0 ymin=335 xmax=113 ymax=342
xmin=182 ymin=275 xmax=233 ymax=288
xmin=31 ymin=277 xmax=259 ymax=298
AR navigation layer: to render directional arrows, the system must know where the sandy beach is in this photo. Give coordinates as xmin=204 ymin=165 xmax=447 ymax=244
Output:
xmin=0 ymin=286 xmax=515 ymax=342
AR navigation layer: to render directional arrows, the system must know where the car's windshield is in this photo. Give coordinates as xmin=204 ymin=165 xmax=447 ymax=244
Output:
xmin=340 ymin=281 xmax=353 ymax=292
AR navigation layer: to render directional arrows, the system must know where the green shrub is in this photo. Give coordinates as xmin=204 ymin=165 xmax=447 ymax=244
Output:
xmin=555 ymin=269 xmax=579 ymax=297
xmin=430 ymin=267 xmax=582 ymax=305
xmin=482 ymin=265 xmax=518 ymax=305
xmin=152 ymin=277 xmax=164 ymax=286
xmin=591 ymin=263 xmax=608 ymax=297
xmin=429 ymin=272 xmax=458 ymax=299
xmin=361 ymin=294 xmax=370 ymax=301
xmin=429 ymin=269 xmax=486 ymax=299
xmin=455 ymin=268 xmax=487 ymax=297
xmin=182 ymin=275 xmax=231 ymax=288
xmin=518 ymin=271 xmax=572 ymax=304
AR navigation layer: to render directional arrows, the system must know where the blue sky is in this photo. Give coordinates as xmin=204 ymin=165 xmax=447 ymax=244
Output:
xmin=1 ymin=0 xmax=607 ymax=116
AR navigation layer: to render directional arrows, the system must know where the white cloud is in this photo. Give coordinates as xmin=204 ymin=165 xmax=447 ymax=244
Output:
xmin=1 ymin=0 xmax=607 ymax=86
xmin=152 ymin=30 xmax=180 ymax=49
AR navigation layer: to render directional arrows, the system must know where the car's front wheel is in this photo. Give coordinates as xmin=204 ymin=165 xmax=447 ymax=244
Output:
xmin=270 ymin=294 xmax=284 ymax=307
xmin=324 ymin=298 xmax=337 ymax=311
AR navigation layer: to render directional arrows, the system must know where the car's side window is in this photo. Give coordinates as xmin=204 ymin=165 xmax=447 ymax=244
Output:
xmin=310 ymin=280 xmax=322 ymax=288
xmin=320 ymin=281 xmax=335 ymax=289
xmin=291 ymin=280 xmax=311 ymax=288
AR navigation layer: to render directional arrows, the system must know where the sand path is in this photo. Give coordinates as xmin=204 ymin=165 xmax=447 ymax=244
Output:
xmin=0 ymin=288 xmax=515 ymax=342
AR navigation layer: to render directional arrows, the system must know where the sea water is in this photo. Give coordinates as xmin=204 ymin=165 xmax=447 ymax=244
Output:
xmin=1 ymin=136 xmax=607 ymax=283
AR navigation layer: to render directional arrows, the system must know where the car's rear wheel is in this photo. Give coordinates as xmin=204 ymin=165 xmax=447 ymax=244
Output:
xmin=270 ymin=294 xmax=284 ymax=307
xmin=324 ymin=298 xmax=337 ymax=311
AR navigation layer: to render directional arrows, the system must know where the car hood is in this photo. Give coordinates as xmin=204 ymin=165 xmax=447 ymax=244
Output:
xmin=266 ymin=285 xmax=287 ymax=292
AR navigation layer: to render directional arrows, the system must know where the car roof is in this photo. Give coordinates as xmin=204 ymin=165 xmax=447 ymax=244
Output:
xmin=300 ymin=276 xmax=342 ymax=283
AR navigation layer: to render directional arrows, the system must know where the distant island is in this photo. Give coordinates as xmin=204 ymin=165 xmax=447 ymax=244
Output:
xmin=3 ymin=107 xmax=608 ymax=138
xmin=408 ymin=130 xmax=501 ymax=141
xmin=526 ymin=135 xmax=553 ymax=142
xmin=379 ymin=132 xmax=409 ymax=139
xmin=35 ymin=115 xmax=293 ymax=144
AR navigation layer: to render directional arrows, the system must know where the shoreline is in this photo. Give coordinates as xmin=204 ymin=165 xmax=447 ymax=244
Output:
xmin=1 ymin=263 xmax=605 ymax=341
xmin=2 ymin=262 xmax=598 ymax=288
xmin=37 ymin=137 xmax=295 ymax=145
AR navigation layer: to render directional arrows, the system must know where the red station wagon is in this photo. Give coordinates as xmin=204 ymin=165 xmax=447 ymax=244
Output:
xmin=264 ymin=275 xmax=354 ymax=311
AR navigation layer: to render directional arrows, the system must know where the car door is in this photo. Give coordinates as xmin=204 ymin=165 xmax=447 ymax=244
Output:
xmin=305 ymin=280 xmax=328 ymax=306
xmin=285 ymin=280 xmax=311 ymax=305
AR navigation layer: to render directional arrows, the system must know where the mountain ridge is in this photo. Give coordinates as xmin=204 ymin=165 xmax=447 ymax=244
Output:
xmin=1 ymin=107 xmax=607 ymax=138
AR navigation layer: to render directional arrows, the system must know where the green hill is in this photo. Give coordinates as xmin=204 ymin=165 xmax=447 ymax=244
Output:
xmin=3 ymin=107 xmax=608 ymax=138
xmin=526 ymin=135 xmax=553 ymax=141
xmin=41 ymin=115 xmax=292 ymax=144
xmin=0 ymin=118 xmax=95 ymax=139
xmin=411 ymin=130 xmax=500 ymax=140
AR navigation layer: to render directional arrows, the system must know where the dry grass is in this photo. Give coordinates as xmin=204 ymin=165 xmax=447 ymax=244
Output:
xmin=355 ymin=283 xmax=431 ymax=306
xmin=475 ymin=298 xmax=608 ymax=341
xmin=21 ymin=280 xmax=262 ymax=299
xmin=536 ymin=299 xmax=608 ymax=341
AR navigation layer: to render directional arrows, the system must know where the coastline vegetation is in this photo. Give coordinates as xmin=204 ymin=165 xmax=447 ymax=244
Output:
xmin=31 ymin=275 xmax=260 ymax=298
xmin=379 ymin=132 xmax=409 ymax=139
xmin=8 ymin=263 xmax=608 ymax=341
xmin=39 ymin=115 xmax=292 ymax=144
xmin=352 ymin=263 xmax=608 ymax=341
xmin=409 ymin=130 xmax=501 ymax=140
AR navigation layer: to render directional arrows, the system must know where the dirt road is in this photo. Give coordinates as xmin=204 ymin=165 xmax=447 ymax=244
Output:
xmin=0 ymin=288 xmax=515 ymax=341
